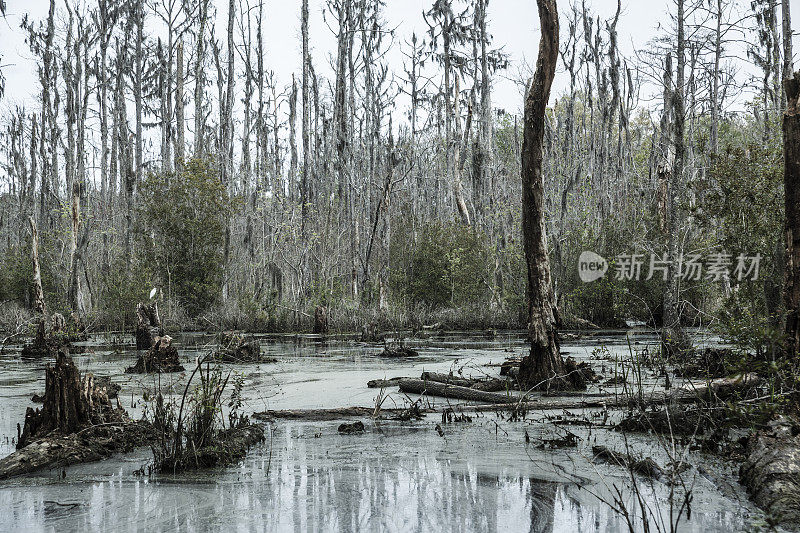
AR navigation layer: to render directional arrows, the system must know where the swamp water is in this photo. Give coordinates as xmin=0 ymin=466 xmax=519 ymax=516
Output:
xmin=0 ymin=331 xmax=768 ymax=532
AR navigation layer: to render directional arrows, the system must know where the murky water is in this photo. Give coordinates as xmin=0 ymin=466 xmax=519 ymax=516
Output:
xmin=0 ymin=330 xmax=766 ymax=532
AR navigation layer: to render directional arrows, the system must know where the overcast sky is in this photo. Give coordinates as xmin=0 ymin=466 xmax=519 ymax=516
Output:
xmin=1 ymin=0 xmax=798 ymax=124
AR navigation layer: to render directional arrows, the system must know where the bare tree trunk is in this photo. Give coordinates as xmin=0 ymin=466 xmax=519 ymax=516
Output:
xmin=29 ymin=216 xmax=46 ymax=316
xmin=662 ymin=0 xmax=691 ymax=356
xmin=784 ymin=72 xmax=800 ymax=358
xmin=131 ymin=0 xmax=144 ymax=270
xmin=301 ymin=0 xmax=310 ymax=231
xmin=194 ymin=0 xmax=208 ymax=156
xmin=289 ymin=74 xmax=298 ymax=200
xmin=518 ymin=0 xmax=584 ymax=391
xmin=175 ymin=40 xmax=185 ymax=163
xmin=710 ymin=0 xmax=722 ymax=155
xmin=222 ymin=0 xmax=235 ymax=301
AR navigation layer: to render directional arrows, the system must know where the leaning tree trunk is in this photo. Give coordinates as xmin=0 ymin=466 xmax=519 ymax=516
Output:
xmin=518 ymin=0 xmax=584 ymax=391
xmin=784 ymin=72 xmax=800 ymax=358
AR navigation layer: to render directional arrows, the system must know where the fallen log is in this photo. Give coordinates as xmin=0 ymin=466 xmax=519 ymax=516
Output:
xmin=739 ymin=418 xmax=800 ymax=528
xmin=253 ymin=406 xmax=415 ymax=421
xmin=419 ymin=371 xmax=514 ymax=392
xmin=367 ymin=377 xmax=408 ymax=388
xmin=399 ymin=378 xmax=518 ymax=404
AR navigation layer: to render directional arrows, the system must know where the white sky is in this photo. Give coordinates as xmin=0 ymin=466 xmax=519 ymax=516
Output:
xmin=1 ymin=0 xmax=799 ymax=126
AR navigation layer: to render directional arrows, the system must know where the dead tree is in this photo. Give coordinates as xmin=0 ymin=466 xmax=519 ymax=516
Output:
xmin=662 ymin=0 xmax=692 ymax=357
xmin=29 ymin=216 xmax=46 ymax=316
xmin=784 ymin=72 xmax=800 ymax=358
xmin=517 ymin=0 xmax=584 ymax=391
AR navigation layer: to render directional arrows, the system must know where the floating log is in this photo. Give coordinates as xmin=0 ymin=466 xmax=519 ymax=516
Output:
xmin=399 ymin=378 xmax=519 ymax=404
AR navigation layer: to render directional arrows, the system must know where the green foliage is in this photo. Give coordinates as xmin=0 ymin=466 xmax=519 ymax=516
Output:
xmin=390 ymin=222 xmax=491 ymax=310
xmin=97 ymin=257 xmax=153 ymax=328
xmin=0 ymin=236 xmax=65 ymax=313
xmin=138 ymin=158 xmax=234 ymax=317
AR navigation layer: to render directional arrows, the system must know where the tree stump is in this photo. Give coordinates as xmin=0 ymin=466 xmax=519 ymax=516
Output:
xmin=313 ymin=305 xmax=328 ymax=334
xmin=213 ymin=331 xmax=263 ymax=363
xmin=126 ymin=335 xmax=184 ymax=373
xmin=136 ymin=302 xmax=163 ymax=350
xmin=18 ymin=352 xmax=124 ymax=449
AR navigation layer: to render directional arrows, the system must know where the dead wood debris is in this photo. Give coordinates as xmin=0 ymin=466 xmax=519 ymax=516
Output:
xmin=0 ymin=352 xmax=156 ymax=480
xmin=126 ymin=335 xmax=184 ymax=374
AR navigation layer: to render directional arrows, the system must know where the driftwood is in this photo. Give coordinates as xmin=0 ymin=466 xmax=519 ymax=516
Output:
xmin=740 ymin=418 xmax=800 ymax=528
xmin=135 ymin=302 xmax=162 ymax=350
xmin=0 ymin=352 xmax=155 ymax=480
xmin=126 ymin=335 xmax=184 ymax=373
xmin=399 ymin=378 xmax=518 ymax=404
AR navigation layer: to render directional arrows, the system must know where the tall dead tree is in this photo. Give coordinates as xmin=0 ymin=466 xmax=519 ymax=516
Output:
xmin=662 ymin=0 xmax=691 ymax=357
xmin=301 ymin=0 xmax=310 ymax=230
xmin=29 ymin=216 xmax=46 ymax=316
xmin=194 ymin=0 xmax=209 ymax=155
xmin=175 ymin=40 xmax=185 ymax=162
xmin=518 ymin=0 xmax=584 ymax=391
xmin=784 ymin=72 xmax=800 ymax=358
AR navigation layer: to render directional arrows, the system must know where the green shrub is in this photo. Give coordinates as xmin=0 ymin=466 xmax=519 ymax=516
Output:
xmin=137 ymin=158 xmax=234 ymax=317
xmin=390 ymin=222 xmax=490 ymax=309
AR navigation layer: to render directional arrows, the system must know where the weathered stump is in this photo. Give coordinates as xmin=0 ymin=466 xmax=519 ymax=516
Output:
xmin=0 ymin=351 xmax=155 ymax=479
xmin=21 ymin=313 xmax=76 ymax=357
xmin=136 ymin=302 xmax=163 ymax=350
xmin=213 ymin=331 xmax=264 ymax=363
xmin=313 ymin=305 xmax=328 ymax=334
xmin=126 ymin=335 xmax=184 ymax=373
